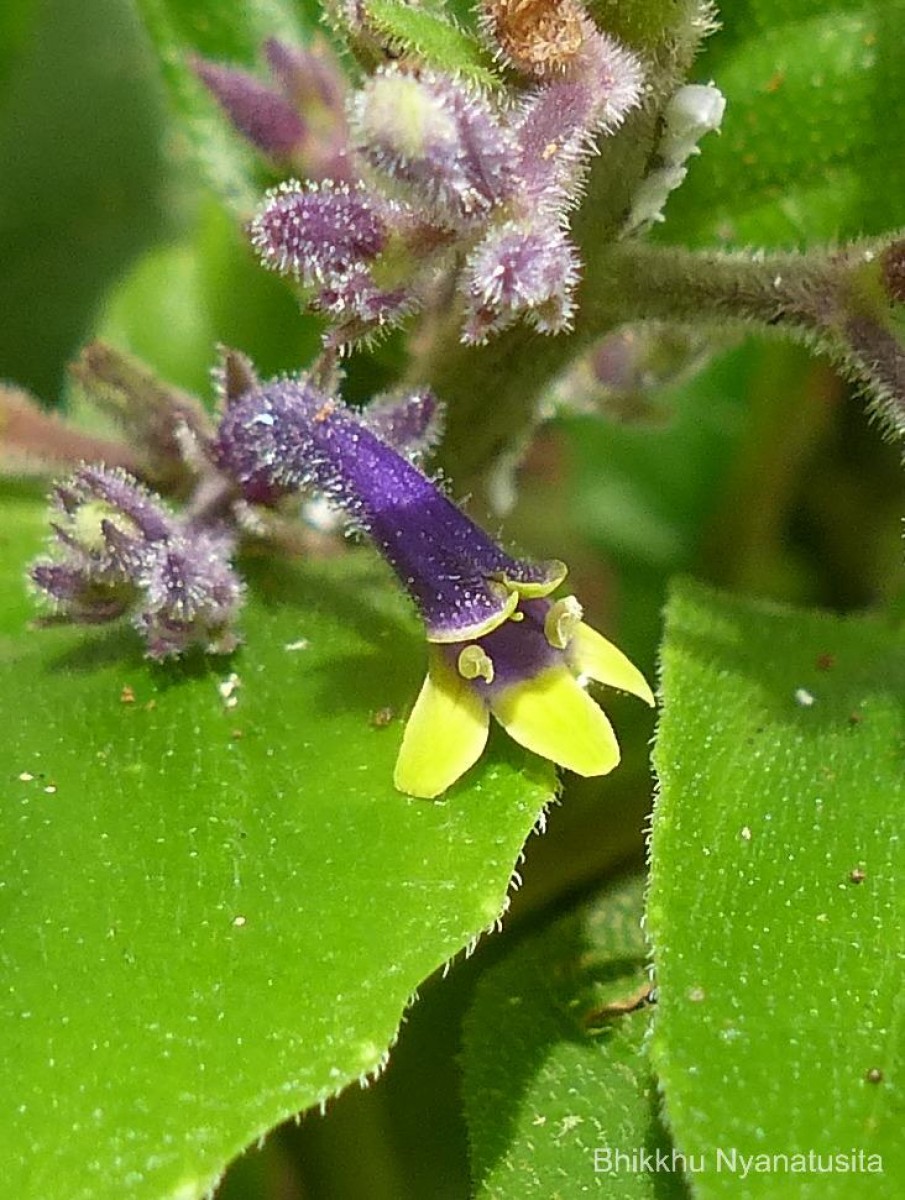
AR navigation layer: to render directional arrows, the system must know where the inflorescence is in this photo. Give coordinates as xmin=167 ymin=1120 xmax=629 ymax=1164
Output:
xmin=27 ymin=0 xmax=667 ymax=794
xmin=194 ymin=0 xmax=646 ymax=347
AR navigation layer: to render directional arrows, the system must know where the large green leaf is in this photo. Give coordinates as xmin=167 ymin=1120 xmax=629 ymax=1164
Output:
xmin=648 ymin=580 xmax=904 ymax=1198
xmin=662 ymin=2 xmax=905 ymax=246
xmin=0 ymin=0 xmax=39 ymax=99
xmin=1 ymin=502 xmax=554 ymax=1200
xmin=463 ymin=875 xmax=688 ymax=1198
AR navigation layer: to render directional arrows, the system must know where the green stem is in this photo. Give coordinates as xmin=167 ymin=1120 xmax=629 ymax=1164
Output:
xmin=415 ymin=234 xmax=905 ymax=497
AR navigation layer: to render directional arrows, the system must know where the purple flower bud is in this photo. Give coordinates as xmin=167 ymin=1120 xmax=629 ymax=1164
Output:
xmin=264 ymin=36 xmax=346 ymax=119
xmin=461 ymin=220 xmax=580 ymax=343
xmin=351 ymin=68 xmax=514 ymax=228
xmin=360 ymin=389 xmax=444 ymax=461
xmin=191 ymin=56 xmax=306 ymax=161
xmin=134 ymin=527 xmax=243 ymax=660
xmin=263 ymin=37 xmax=353 ymax=182
xmin=315 ymin=271 xmax=413 ymax=345
xmin=578 ymin=27 xmax=644 ymax=133
xmin=31 ymin=467 xmax=243 ymax=659
xmin=249 ymin=180 xmax=389 ymax=286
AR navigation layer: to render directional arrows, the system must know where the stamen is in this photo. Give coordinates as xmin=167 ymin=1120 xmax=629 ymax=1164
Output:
xmin=457 ymin=644 xmax=495 ymax=684
xmin=544 ymin=594 xmax=583 ymax=648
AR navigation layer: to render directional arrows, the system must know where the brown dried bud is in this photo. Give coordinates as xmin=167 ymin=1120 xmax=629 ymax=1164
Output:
xmin=481 ymin=0 xmax=587 ymax=78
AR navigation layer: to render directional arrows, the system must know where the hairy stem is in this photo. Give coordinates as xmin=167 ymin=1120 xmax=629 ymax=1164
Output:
xmin=416 ymin=233 xmax=905 ymax=497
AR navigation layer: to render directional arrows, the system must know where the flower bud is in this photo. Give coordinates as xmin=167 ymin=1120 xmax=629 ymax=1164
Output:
xmin=461 ymin=220 xmax=579 ymax=343
xmin=191 ymin=56 xmax=306 ymax=161
xmin=351 ymin=68 xmax=513 ymax=228
xmin=31 ymin=467 xmax=243 ymax=659
xmin=263 ymin=37 xmax=352 ymax=180
xmin=250 ymin=180 xmax=389 ymax=285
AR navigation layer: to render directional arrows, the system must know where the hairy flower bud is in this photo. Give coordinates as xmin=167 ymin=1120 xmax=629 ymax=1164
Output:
xmin=264 ymin=36 xmax=346 ymax=117
xmin=461 ymin=221 xmax=579 ymax=343
xmin=191 ymin=56 xmax=306 ymax=161
xmin=351 ymin=68 xmax=514 ymax=228
xmin=31 ymin=467 xmax=243 ymax=659
xmin=263 ymin=37 xmax=352 ymax=180
xmin=250 ymin=180 xmax=389 ymax=284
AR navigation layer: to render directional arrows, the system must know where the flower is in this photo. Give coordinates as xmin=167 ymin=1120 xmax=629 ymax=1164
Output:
xmin=215 ymin=375 xmax=654 ymax=797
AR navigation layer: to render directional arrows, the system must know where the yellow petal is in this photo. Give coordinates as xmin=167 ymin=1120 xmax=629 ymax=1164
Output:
xmin=394 ymin=647 xmax=490 ymax=799
xmin=490 ymin=666 xmax=621 ymax=777
xmin=570 ymin=622 xmax=655 ymax=707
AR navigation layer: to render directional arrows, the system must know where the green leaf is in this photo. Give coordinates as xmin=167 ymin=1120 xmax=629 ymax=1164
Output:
xmin=463 ymin=874 xmax=688 ymax=1198
xmin=134 ymin=0 xmax=311 ymax=214
xmin=1 ymin=506 xmax=555 ymax=1200
xmin=363 ymin=0 xmax=499 ymax=85
xmin=648 ymin=580 xmax=904 ymax=1197
xmin=662 ymin=2 xmax=905 ymax=246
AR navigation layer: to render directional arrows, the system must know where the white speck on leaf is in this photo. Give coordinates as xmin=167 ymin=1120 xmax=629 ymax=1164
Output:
xmin=218 ymin=672 xmax=241 ymax=709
